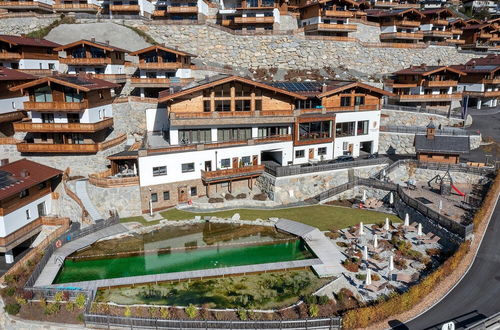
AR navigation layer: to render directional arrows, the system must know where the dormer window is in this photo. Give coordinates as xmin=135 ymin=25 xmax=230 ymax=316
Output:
xmin=19 ymin=189 xmax=29 ymax=198
xmin=34 ymin=86 xmax=52 ymax=102
xmin=64 ymin=87 xmax=83 ymax=103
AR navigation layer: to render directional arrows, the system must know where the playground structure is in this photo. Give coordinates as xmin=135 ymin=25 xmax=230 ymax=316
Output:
xmin=428 ymin=170 xmax=466 ymax=197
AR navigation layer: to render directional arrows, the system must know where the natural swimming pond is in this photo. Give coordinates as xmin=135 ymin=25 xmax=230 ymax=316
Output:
xmin=53 ymin=223 xmax=314 ymax=284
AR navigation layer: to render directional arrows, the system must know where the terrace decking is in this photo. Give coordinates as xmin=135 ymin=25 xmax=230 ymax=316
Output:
xmin=34 ymin=223 xmax=128 ymax=287
xmin=275 ymin=219 xmax=345 ymax=277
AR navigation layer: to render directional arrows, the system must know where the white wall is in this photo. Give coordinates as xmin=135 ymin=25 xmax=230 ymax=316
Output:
xmin=139 ymin=0 xmax=155 ymax=14
xmin=457 ymin=83 xmax=485 ymax=92
xmin=0 ymin=193 xmax=52 ymax=237
xmin=292 ymin=142 xmax=333 ymax=164
xmin=0 ymin=95 xmax=28 ymax=114
xmin=146 ymin=107 xmax=169 ymax=132
xmin=333 ymin=110 xmax=380 ymax=158
xmin=18 ymin=59 xmax=59 ymax=71
xmin=67 ymin=64 xmax=124 ymax=74
xmin=197 ymin=0 xmax=209 ymax=15
xmin=30 ymin=104 xmax=112 ymax=124
xmin=139 ymin=141 xmax=293 ymax=186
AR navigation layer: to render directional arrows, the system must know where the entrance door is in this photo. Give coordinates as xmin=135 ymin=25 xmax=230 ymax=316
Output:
xmin=232 ymin=157 xmax=239 ymax=168
xmin=308 ymin=148 xmax=314 ymax=159
xmin=252 ymin=155 xmax=258 ymax=165
xmin=178 ymin=187 xmax=188 ymax=203
xmin=204 ymin=160 xmax=212 ymax=171
xmin=348 ymin=144 xmax=354 ymax=155
xmin=37 ymin=202 xmax=46 ymax=217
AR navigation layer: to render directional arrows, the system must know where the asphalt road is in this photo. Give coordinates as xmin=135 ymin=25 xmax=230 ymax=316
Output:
xmin=392 ymin=109 xmax=500 ymax=330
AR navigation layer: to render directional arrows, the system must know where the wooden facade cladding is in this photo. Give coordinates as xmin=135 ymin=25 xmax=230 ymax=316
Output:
xmin=0 ymin=184 xmax=51 ymax=217
xmin=0 ymin=111 xmax=25 ymax=124
xmin=16 ymin=133 xmax=126 ymax=153
xmin=0 ymin=1 xmax=53 ymax=10
xmin=53 ymin=3 xmax=99 ymax=11
xmin=167 ymin=5 xmax=198 ymax=13
xmin=13 ymin=117 xmax=114 ymax=133
xmin=304 ymin=23 xmax=357 ymax=32
xmin=59 ymin=57 xmax=112 ymax=65
xmin=234 ymin=16 xmax=275 ymax=24
xmin=380 ymin=32 xmax=424 ymax=40
xmin=136 ymin=62 xmax=190 ymax=70
xmin=57 ymin=42 xmax=126 ymax=65
xmin=109 ymin=4 xmax=140 ymax=11
xmin=89 ymin=169 xmax=139 ymax=188
xmin=0 ymin=47 xmax=57 ymax=61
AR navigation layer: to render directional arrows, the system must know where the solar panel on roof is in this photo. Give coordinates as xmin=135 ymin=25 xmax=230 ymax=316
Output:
xmin=0 ymin=170 xmax=18 ymax=190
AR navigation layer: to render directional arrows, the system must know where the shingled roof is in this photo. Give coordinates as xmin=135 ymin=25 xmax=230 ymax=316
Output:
xmin=0 ymin=66 xmax=36 ymax=81
xmin=10 ymin=74 xmax=120 ymax=92
xmin=414 ymin=134 xmax=470 ymax=154
xmin=0 ymin=35 xmax=60 ymax=48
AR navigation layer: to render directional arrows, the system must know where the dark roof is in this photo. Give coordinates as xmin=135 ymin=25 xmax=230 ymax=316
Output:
xmin=449 ymin=64 xmax=500 ymax=74
xmin=0 ymin=35 xmax=60 ymax=48
xmin=107 ymin=150 xmax=139 ymax=160
xmin=367 ymin=8 xmax=423 ymax=18
xmin=10 ymin=74 xmax=120 ymax=92
xmin=393 ymin=65 xmax=465 ymax=75
xmin=414 ymin=134 xmax=470 ymax=154
xmin=129 ymin=44 xmax=197 ymax=57
xmin=465 ymin=54 xmax=500 ymax=66
xmin=54 ymin=39 xmax=129 ymax=53
xmin=0 ymin=66 xmax=36 ymax=81
xmin=0 ymin=159 xmax=62 ymax=200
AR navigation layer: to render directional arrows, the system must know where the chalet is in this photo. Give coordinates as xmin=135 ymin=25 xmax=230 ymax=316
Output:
xmin=298 ymin=0 xmax=369 ymax=38
xmin=0 ymin=159 xmax=62 ymax=263
xmin=451 ymin=55 xmax=500 ymax=109
xmin=128 ymin=45 xmax=195 ymax=98
xmin=137 ymin=75 xmax=390 ymax=212
xmin=461 ymin=24 xmax=500 ymax=52
xmin=218 ymin=0 xmax=287 ymax=31
xmin=384 ymin=65 xmax=465 ymax=109
xmin=52 ymin=0 xmax=101 ymax=12
xmin=55 ymin=38 xmax=129 ymax=84
xmin=152 ymin=0 xmax=210 ymax=21
xmin=369 ymin=0 xmax=419 ymax=10
xmin=0 ymin=35 xmax=60 ymax=76
xmin=368 ymin=8 xmax=425 ymax=43
xmin=10 ymin=73 xmax=122 ymax=154
xmin=420 ymin=8 xmax=456 ymax=43
xmin=102 ymin=0 xmax=155 ymax=17
xmin=415 ymin=121 xmax=470 ymax=164
xmin=0 ymin=0 xmax=54 ymax=13
xmin=446 ymin=18 xmax=467 ymax=46
xmin=0 ymin=67 xmax=36 ymax=137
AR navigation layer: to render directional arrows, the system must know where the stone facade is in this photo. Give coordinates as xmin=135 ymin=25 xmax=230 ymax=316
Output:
xmin=380 ymin=109 xmax=466 ymax=127
xmin=0 ymin=17 xmax=58 ymax=36
xmin=140 ymin=178 xmax=205 ymax=213
xmin=113 ymin=101 xmax=150 ymax=136
xmin=86 ymin=183 xmax=141 ymax=218
xmin=350 ymin=21 xmax=381 ymax=43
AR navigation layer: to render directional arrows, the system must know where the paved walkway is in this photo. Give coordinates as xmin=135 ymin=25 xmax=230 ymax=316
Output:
xmin=75 ymin=180 xmax=103 ymax=222
xmin=34 ymin=223 xmax=128 ymax=287
xmin=276 ymin=220 xmax=345 ymax=277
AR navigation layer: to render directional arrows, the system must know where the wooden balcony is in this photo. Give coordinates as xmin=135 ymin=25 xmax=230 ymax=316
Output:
xmin=380 ymin=32 xmax=423 ymax=40
xmin=93 ymin=73 xmax=127 ymax=83
xmin=221 ymin=19 xmax=233 ymax=26
xmin=395 ymin=93 xmax=462 ymax=101
xmin=373 ymin=1 xmax=420 ymax=8
xmin=0 ymin=217 xmax=43 ymax=252
xmin=53 ymin=3 xmax=99 ymax=11
xmin=394 ymin=20 xmax=421 ymax=27
xmin=323 ymin=9 xmax=353 ymax=18
xmin=170 ymin=110 xmax=294 ymax=120
xmin=59 ymin=57 xmax=112 ymax=65
xmin=304 ymin=23 xmax=357 ymax=32
xmin=22 ymin=100 xmax=89 ymax=111
xmin=423 ymin=30 xmax=453 ymax=37
xmin=16 ymin=69 xmax=53 ymax=77
xmin=422 ymin=80 xmax=458 ymax=87
xmin=0 ymin=110 xmax=25 ymax=123
xmin=153 ymin=9 xmax=166 ymax=16
xmin=109 ymin=4 xmax=140 ymax=11
xmin=483 ymin=78 xmax=500 ymax=84
xmin=466 ymin=90 xmax=500 ymax=97
xmin=446 ymin=39 xmax=465 ymax=45
xmin=0 ymin=51 xmax=21 ymax=60
xmin=167 ymin=5 xmax=198 ymax=13
xmin=295 ymin=136 xmax=333 ymax=146
xmin=479 ymin=33 xmax=493 ymax=39
xmin=201 ymin=164 xmax=265 ymax=183
xmin=0 ymin=1 xmax=53 ymax=11
xmin=137 ymin=62 xmax=189 ymax=69
xmin=13 ymin=117 xmax=113 ymax=133
xmin=234 ymin=16 xmax=274 ymax=24
xmin=429 ymin=19 xmax=449 ymax=26
xmin=450 ymin=28 xmax=463 ymax=35
xmin=384 ymin=80 xmax=417 ymax=88
xmin=17 ymin=133 xmax=126 ymax=153
xmin=89 ymin=169 xmax=139 ymax=188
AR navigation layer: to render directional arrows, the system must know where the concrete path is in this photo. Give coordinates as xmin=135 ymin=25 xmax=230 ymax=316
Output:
xmin=276 ymin=219 xmax=345 ymax=277
xmin=75 ymin=180 xmax=103 ymax=222
xmin=34 ymin=223 xmax=128 ymax=287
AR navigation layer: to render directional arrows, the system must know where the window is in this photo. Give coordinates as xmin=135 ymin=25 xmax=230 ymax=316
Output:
xmin=221 ymin=158 xmax=230 ymax=168
xmin=48 ymin=63 xmax=54 ymax=70
xmin=340 ymin=96 xmax=351 ymax=107
xmin=64 ymin=87 xmax=83 ymax=103
xmin=99 ymin=91 xmax=104 ymax=99
xmin=241 ymin=156 xmax=251 ymax=166
xmin=203 ymin=100 xmax=211 ymax=112
xmin=190 ymin=187 xmax=197 ymax=196
xmin=217 ymin=128 xmax=252 ymax=142
xmin=151 ymin=193 xmax=158 ymax=203
xmin=318 ymin=147 xmax=327 ymax=156
xmin=335 ymin=122 xmax=355 ymax=137
xmin=214 ymin=99 xmax=230 ymax=112
xmin=163 ymin=191 xmax=170 ymax=200
xmin=179 ymin=129 xmax=211 ymax=144
xmin=295 ymin=98 xmax=321 ymax=109
xmin=357 ymin=120 xmax=369 ymax=135
xmin=182 ymin=162 xmax=195 ymax=173
xmin=26 ymin=209 xmax=31 ymax=220
xmin=41 ymin=113 xmax=54 ymax=123
xmin=255 ymin=99 xmax=262 ymax=111
xmin=258 ymin=126 xmax=288 ymax=138
xmin=37 ymin=202 xmax=46 ymax=217
xmin=354 ymin=96 xmax=365 ymax=106
xmin=67 ymin=113 xmax=80 ymax=123
xmin=298 ymin=121 xmax=331 ymax=140
xmin=38 ymin=182 xmax=47 ymax=190
xmin=295 ymin=150 xmax=305 ymax=158
xmin=152 ymin=166 xmax=167 ymax=176
xmin=235 ymin=99 xmax=251 ymax=111
xmin=34 ymin=86 xmax=53 ymax=102
xmin=19 ymin=189 xmax=29 ymax=198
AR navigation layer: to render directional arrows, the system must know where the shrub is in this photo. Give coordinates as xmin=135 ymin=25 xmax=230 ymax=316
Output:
xmin=3 ymin=287 xmax=16 ymax=297
xmin=185 ymin=304 xmax=198 ymax=319
xmin=336 ymin=241 xmax=348 ymax=247
xmin=62 ymin=291 xmax=70 ymax=301
xmin=54 ymin=291 xmax=64 ymax=303
xmin=236 ymin=193 xmax=246 ymax=199
xmin=39 ymin=298 xmax=47 ymax=308
xmin=3 ymin=274 xmax=18 ymax=285
xmin=76 ymin=313 xmax=84 ymax=323
xmin=355 ymin=274 xmax=367 ymax=281
xmin=65 ymin=302 xmax=75 ymax=312
xmin=4 ymin=303 xmax=21 ymax=315
xmin=160 ymin=307 xmax=170 ymax=319
xmin=124 ymin=306 xmax=132 ymax=317
xmin=317 ymin=295 xmax=330 ymax=305
xmin=225 ymin=194 xmax=235 ymax=200
xmin=308 ymin=304 xmax=319 ymax=318
xmin=237 ymin=308 xmax=247 ymax=320
xmin=15 ymin=296 xmax=27 ymax=305
xmin=208 ymin=197 xmax=224 ymax=203
xmin=326 ymin=231 xmax=341 ymax=239
xmin=75 ymin=293 xmax=86 ymax=309
xmin=252 ymin=193 xmax=268 ymax=201
xmin=44 ymin=303 xmax=60 ymax=315
xmin=426 ymin=248 xmax=441 ymax=257
xmin=302 ymin=294 xmax=317 ymax=305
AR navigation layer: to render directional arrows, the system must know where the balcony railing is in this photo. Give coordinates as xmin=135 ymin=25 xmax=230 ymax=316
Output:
xmin=465 ymin=90 xmax=500 ymax=97
xmin=167 ymin=5 xmax=198 ymax=13
xmin=394 ymin=20 xmax=421 ymax=27
xmin=373 ymin=1 xmax=420 ymax=8
xmin=53 ymin=3 xmax=99 ymax=10
xmin=323 ymin=9 xmax=353 ymax=18
xmin=234 ymin=16 xmax=274 ymax=24
xmin=59 ymin=57 xmax=112 ymax=65
xmin=422 ymin=80 xmax=458 ymax=87
xmin=423 ymin=30 xmax=453 ymax=37
xmin=450 ymin=28 xmax=463 ymax=35
xmin=380 ymin=32 xmax=424 ymax=40
xmin=395 ymin=93 xmax=462 ymax=101
xmin=446 ymin=39 xmax=465 ymax=44
xmin=0 ymin=110 xmax=25 ymax=124
xmin=93 ymin=73 xmax=127 ymax=83
xmin=483 ymin=78 xmax=500 ymax=84
xmin=304 ymin=23 xmax=357 ymax=32
xmin=429 ymin=19 xmax=449 ymax=26
xmin=17 ymin=133 xmax=125 ymax=153
xmin=0 ymin=217 xmax=43 ymax=249
xmin=0 ymin=51 xmax=21 ymax=59
xmin=0 ymin=1 xmax=52 ymax=9
xmin=13 ymin=118 xmax=113 ymax=133
xmin=23 ymin=100 xmax=89 ymax=111
xmin=136 ymin=62 xmax=188 ymax=69
xmin=89 ymin=169 xmax=139 ymax=188
xmin=170 ymin=110 xmax=294 ymax=119
xmin=201 ymin=164 xmax=265 ymax=182
xmin=153 ymin=9 xmax=166 ymax=16
xmin=479 ymin=33 xmax=493 ymax=39
xmin=109 ymin=4 xmax=140 ymax=11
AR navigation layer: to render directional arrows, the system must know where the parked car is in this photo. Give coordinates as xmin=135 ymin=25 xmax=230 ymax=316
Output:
xmin=336 ymin=155 xmax=355 ymax=162
xmin=365 ymin=153 xmax=379 ymax=159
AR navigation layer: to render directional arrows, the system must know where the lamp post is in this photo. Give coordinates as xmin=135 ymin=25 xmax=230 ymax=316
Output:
xmin=148 ymin=187 xmax=153 ymax=217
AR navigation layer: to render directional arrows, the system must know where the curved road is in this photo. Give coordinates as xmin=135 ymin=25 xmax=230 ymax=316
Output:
xmin=398 ymin=109 xmax=500 ymax=330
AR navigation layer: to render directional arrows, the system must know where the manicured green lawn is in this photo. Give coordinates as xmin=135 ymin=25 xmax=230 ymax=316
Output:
xmin=120 ymin=216 xmax=160 ymax=226
xmin=158 ymin=205 xmax=401 ymax=231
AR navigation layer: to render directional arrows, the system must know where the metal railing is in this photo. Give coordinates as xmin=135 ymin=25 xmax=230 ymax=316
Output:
xmin=382 ymin=104 xmax=463 ymax=119
xmin=466 ymin=312 xmax=500 ymax=329
xmin=84 ymin=314 xmax=341 ymax=329
xmin=381 ymin=125 xmax=479 ymax=136
xmin=264 ymin=157 xmax=390 ymax=177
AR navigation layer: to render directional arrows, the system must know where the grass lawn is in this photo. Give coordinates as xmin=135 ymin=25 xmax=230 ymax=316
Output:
xmin=120 ymin=215 xmax=159 ymax=226
xmin=157 ymin=205 xmax=401 ymax=231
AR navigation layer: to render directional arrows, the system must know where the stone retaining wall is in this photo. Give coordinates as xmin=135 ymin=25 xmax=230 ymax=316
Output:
xmin=0 ymin=16 xmax=58 ymax=35
xmin=380 ymin=109 xmax=466 ymax=127
xmin=86 ymin=183 xmax=141 ymax=218
xmin=386 ymin=163 xmax=490 ymax=185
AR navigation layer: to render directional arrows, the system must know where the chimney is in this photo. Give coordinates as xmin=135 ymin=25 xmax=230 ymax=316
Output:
xmin=0 ymin=158 xmax=8 ymax=166
xmin=426 ymin=119 xmax=436 ymax=139
xmin=322 ymin=83 xmax=327 ymax=93
xmin=91 ymin=37 xmax=96 ymax=42
xmin=20 ymin=169 xmax=30 ymax=178
xmin=105 ymin=40 xmax=110 ymax=45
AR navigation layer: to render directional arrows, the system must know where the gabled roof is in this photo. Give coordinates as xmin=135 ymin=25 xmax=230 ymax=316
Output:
xmin=317 ymin=81 xmax=394 ymax=97
xmin=128 ymin=44 xmax=197 ymax=57
xmin=368 ymin=8 xmax=424 ymax=18
xmin=0 ymin=34 xmax=60 ymax=48
xmin=449 ymin=64 xmax=500 ymax=74
xmin=462 ymin=23 xmax=495 ymax=31
xmin=54 ymin=39 xmax=129 ymax=53
xmin=464 ymin=18 xmax=483 ymax=25
xmin=465 ymin=54 xmax=500 ymax=66
xmin=299 ymin=0 xmax=360 ymax=10
xmin=0 ymin=66 xmax=37 ymax=81
xmin=393 ymin=65 xmax=465 ymax=76
xmin=10 ymin=74 xmax=120 ymax=92
xmin=0 ymin=159 xmax=62 ymax=201
xmin=421 ymin=8 xmax=455 ymax=17
xmin=415 ymin=134 xmax=470 ymax=154
xmin=158 ymin=75 xmax=308 ymax=102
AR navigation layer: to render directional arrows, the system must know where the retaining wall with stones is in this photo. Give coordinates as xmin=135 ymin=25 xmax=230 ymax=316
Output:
xmin=386 ymin=163 xmax=490 ymax=185
xmin=86 ymin=183 xmax=141 ymax=218
xmin=380 ymin=109 xmax=466 ymax=127
xmin=0 ymin=16 xmax=58 ymax=35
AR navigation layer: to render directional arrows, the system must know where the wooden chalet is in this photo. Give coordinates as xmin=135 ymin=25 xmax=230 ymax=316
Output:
xmin=218 ymin=0 xmax=288 ymax=31
xmin=52 ymin=0 xmax=100 ymax=12
xmin=370 ymin=0 xmax=420 ymax=10
xmin=420 ymin=8 xmax=456 ymax=43
xmin=10 ymin=73 xmax=124 ymax=154
xmin=0 ymin=0 xmax=54 ymax=13
xmin=461 ymin=24 xmax=500 ymax=52
xmin=153 ymin=0 xmax=201 ymax=20
xmin=369 ymin=8 xmax=425 ymax=43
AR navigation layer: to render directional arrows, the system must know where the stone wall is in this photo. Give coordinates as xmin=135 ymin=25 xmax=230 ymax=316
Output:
xmin=386 ymin=163 xmax=490 ymax=185
xmin=381 ymin=109 xmax=466 ymax=127
xmin=86 ymin=183 xmax=141 ymax=218
xmin=350 ymin=22 xmax=381 ymax=43
xmin=257 ymin=164 xmax=386 ymax=204
xmin=0 ymin=16 xmax=58 ymax=35
xmin=113 ymin=101 xmax=149 ymax=136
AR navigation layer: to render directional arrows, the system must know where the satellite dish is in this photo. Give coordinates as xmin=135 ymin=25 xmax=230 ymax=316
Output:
xmin=441 ymin=322 xmax=455 ymax=330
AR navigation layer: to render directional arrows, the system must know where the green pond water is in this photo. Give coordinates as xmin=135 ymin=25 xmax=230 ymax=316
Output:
xmin=53 ymin=239 xmax=313 ymax=284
